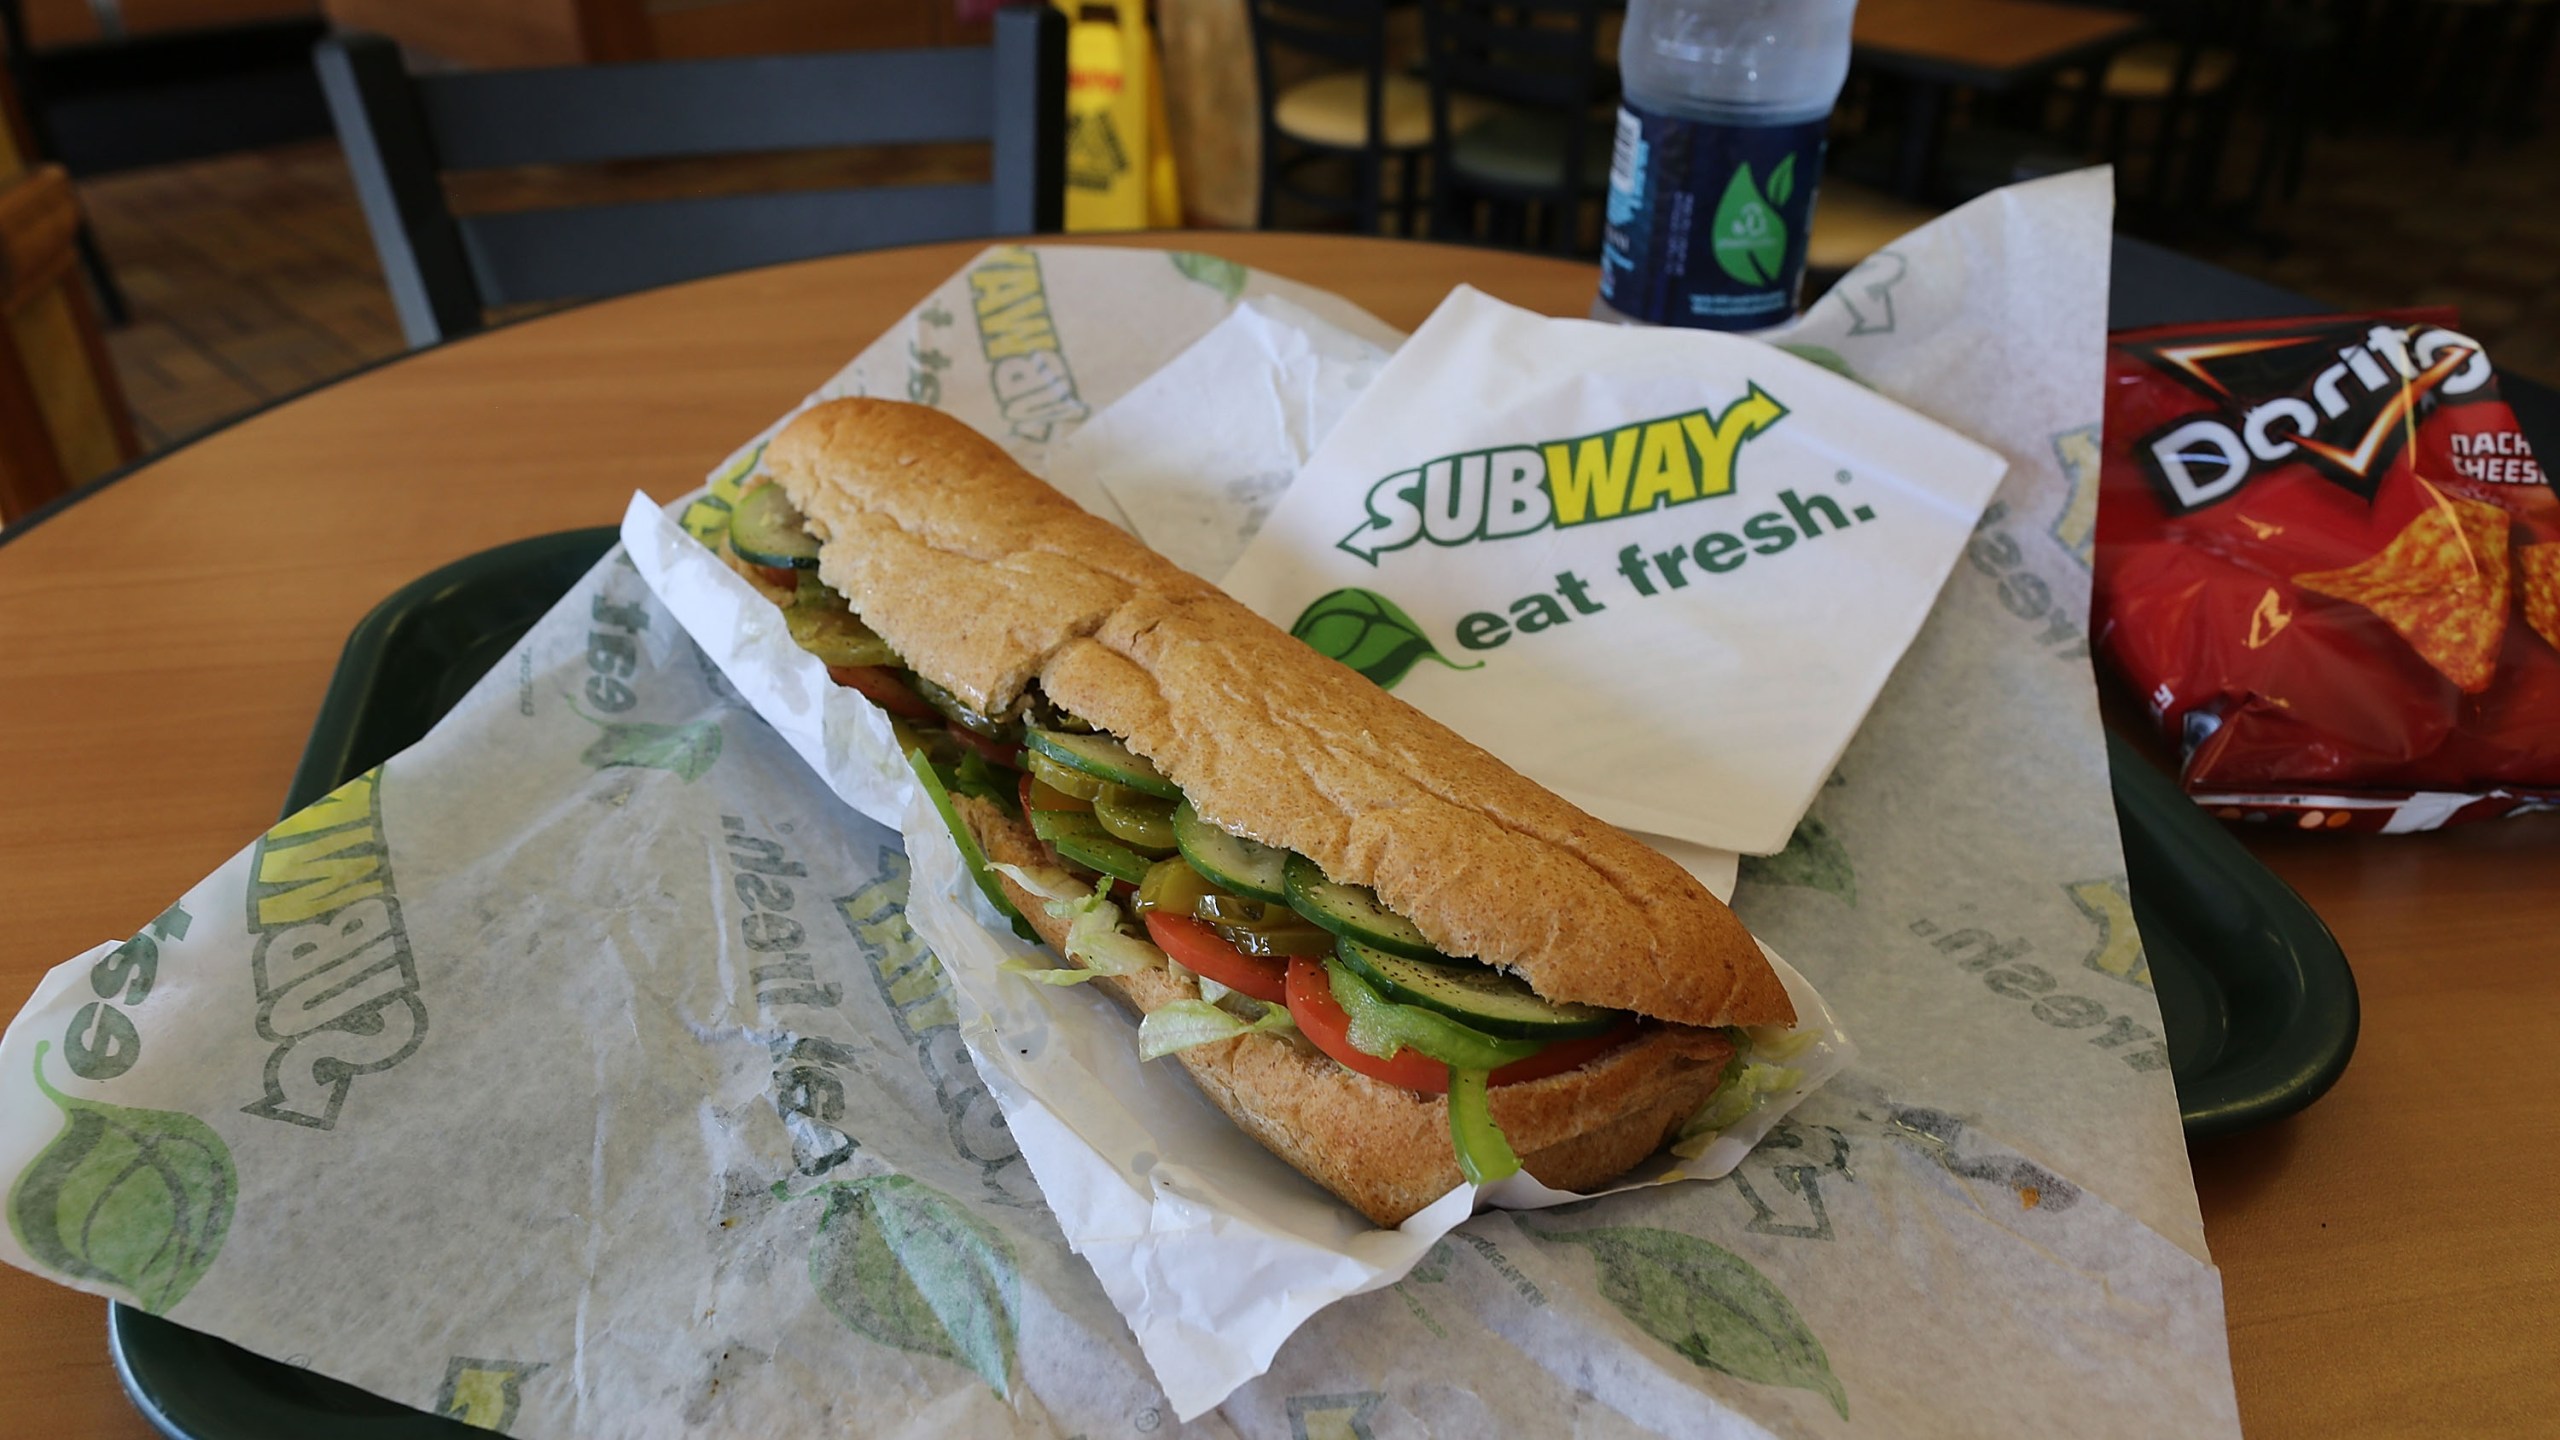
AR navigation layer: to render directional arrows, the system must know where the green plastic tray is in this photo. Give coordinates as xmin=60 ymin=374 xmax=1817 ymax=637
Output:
xmin=107 ymin=527 xmax=2356 ymax=1438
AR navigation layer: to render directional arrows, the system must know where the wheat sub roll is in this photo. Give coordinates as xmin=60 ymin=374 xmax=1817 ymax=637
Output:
xmin=765 ymin=398 xmax=1795 ymax=1033
xmin=956 ymin=793 xmax=1741 ymax=1226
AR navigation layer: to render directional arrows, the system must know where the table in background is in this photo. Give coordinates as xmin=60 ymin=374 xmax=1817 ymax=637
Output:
xmin=1 ymin=232 xmax=2554 ymax=1440
xmin=1852 ymin=0 xmax=2147 ymax=197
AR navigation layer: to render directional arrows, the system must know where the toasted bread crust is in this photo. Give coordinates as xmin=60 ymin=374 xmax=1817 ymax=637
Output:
xmin=959 ymin=796 xmax=1737 ymax=1228
xmin=771 ymin=397 xmax=1790 ymax=1029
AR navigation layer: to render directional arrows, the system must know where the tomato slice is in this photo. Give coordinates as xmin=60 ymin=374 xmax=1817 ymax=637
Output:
xmin=828 ymin=664 xmax=939 ymax=720
xmin=755 ymin=563 xmax=801 ymax=589
xmin=1284 ymin=957 xmax=1451 ymax=1093
xmin=951 ymin=726 xmax=1024 ymax=769
xmin=1487 ymin=1021 xmax=1641 ymax=1085
xmin=1281 ymin=957 xmax=1640 ymax=1094
xmin=1147 ymin=913 xmax=1290 ymax=1005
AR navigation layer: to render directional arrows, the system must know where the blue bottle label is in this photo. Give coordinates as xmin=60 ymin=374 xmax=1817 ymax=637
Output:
xmin=1599 ymin=103 xmax=1830 ymax=329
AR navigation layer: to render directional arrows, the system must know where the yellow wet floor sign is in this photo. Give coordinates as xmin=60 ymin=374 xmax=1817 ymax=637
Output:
xmin=1057 ymin=0 xmax=1180 ymax=230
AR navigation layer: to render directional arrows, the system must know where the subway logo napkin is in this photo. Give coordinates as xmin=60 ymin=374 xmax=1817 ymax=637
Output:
xmin=1219 ymin=286 xmax=2008 ymax=855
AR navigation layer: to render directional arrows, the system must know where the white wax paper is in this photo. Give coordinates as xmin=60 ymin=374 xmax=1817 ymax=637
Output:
xmin=1047 ymin=292 xmax=1394 ymax=581
xmin=1 ymin=192 xmax=2240 ymax=1439
xmin=1216 ymin=289 xmax=2010 ymax=856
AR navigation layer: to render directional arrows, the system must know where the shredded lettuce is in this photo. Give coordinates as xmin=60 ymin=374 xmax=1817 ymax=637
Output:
xmin=1196 ymin=975 xmax=1232 ymax=1005
xmin=1746 ymin=1025 xmax=1819 ymax=1065
xmin=1672 ymin=1059 xmax=1806 ymax=1157
xmin=948 ymin=749 xmax=1018 ymax=811
xmin=996 ymin=875 xmax=1165 ymax=987
xmin=988 ymin=861 xmax=1083 ymax=905
xmin=1137 ymin=997 xmax=1295 ymax=1061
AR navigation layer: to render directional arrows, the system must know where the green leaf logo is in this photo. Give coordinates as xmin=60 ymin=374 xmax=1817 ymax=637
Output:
xmin=7 ymin=1042 xmax=235 ymax=1315
xmin=809 ymin=1175 xmax=1020 ymax=1397
xmin=568 ymin=701 xmax=723 ymax=782
xmin=1711 ymin=164 xmax=1788 ymax=288
xmin=1170 ymin=250 xmax=1249 ymax=302
xmin=1774 ymin=342 xmax=1858 ymax=385
xmin=1738 ymin=815 xmax=1856 ymax=903
xmin=1767 ymin=154 xmax=1797 ymax=209
xmin=1290 ymin=588 xmax=1484 ymax=690
xmin=1526 ymin=1222 xmax=1846 ymax=1418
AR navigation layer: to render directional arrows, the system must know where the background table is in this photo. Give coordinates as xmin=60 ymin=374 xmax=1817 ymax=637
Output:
xmin=2 ymin=232 xmax=2554 ymax=1439
xmin=1852 ymin=0 xmax=2147 ymax=197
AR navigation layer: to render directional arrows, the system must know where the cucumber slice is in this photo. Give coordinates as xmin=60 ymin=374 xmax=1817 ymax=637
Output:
xmin=1283 ymin=853 xmax=1442 ymax=960
xmin=1030 ymin=809 xmax=1156 ymax=882
xmin=730 ymin=481 xmax=821 ymax=569
xmin=1023 ymin=728 xmax=1180 ymax=800
xmin=1025 ymin=750 xmax=1105 ymax=801
xmin=784 ymin=582 xmax=899 ymax=668
xmin=1052 ymin=831 xmax=1157 ymax=885
xmin=1334 ymin=939 xmax=1617 ymax=1040
xmin=721 ymin=534 xmax=800 ymax=605
xmin=907 ymin=673 xmax=1018 ymax=741
xmin=1030 ymin=808 xmax=1103 ymax=844
xmin=1093 ymin=788 xmax=1177 ymax=850
xmin=1133 ymin=855 xmax=1217 ymax=917
xmin=1172 ymin=803 xmax=1290 ymax=903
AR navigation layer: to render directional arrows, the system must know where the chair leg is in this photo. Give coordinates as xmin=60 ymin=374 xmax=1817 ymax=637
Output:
xmin=1397 ymin=150 xmax=1420 ymax=238
xmin=2064 ymin=64 xmax=2103 ymax=149
xmin=76 ymin=226 xmax=129 ymax=328
xmin=2187 ymin=88 xmax=2242 ymax=220
xmin=2244 ymin=58 xmax=2294 ymax=230
xmin=2449 ymin=3 xmax=2508 ymax=163
xmin=2502 ymin=1 xmax=2559 ymax=136
xmin=1259 ymin=127 xmax=1279 ymax=229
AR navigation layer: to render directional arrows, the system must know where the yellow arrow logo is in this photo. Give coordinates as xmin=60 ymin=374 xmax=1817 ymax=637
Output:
xmin=1288 ymin=1392 xmax=1381 ymax=1440
xmin=2067 ymin=878 xmax=2151 ymax=990
xmin=437 ymin=1357 xmax=546 ymax=1430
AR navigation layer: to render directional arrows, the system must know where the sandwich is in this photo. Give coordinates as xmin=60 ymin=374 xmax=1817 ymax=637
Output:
xmin=717 ymin=397 xmax=1801 ymax=1227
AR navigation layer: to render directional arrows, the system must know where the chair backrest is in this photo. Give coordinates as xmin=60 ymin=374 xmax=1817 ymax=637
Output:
xmin=1418 ymin=0 xmax=1612 ymax=232
xmin=1243 ymin=0 xmax=1396 ymax=136
xmin=317 ymin=7 xmax=1066 ymax=348
xmin=1420 ymin=0 xmax=1610 ymax=113
xmin=1245 ymin=0 xmax=1395 ymax=75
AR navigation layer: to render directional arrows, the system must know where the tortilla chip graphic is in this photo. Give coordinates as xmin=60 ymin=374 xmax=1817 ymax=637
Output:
xmin=2294 ymin=497 xmax=2510 ymax=694
xmin=2521 ymin=544 xmax=2560 ymax=655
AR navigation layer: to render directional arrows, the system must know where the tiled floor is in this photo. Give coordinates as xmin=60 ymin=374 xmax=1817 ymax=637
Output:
xmin=2185 ymin=114 xmax=2560 ymax=389
xmin=66 ymin=109 xmax=2560 ymax=458
xmin=79 ymin=143 xmax=404 ymax=452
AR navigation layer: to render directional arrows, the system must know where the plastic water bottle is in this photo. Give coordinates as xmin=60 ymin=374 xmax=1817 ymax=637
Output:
xmin=1595 ymin=0 xmax=1857 ymax=331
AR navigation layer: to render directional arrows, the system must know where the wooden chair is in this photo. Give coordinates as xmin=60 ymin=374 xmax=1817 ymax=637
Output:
xmin=0 ymin=93 xmax=137 ymax=526
xmin=1417 ymin=0 xmax=1614 ymax=254
xmin=1803 ymin=178 xmax=1938 ymax=274
xmin=1247 ymin=0 xmax=1486 ymax=235
xmin=316 ymin=7 xmax=1065 ymax=348
xmin=2411 ymin=0 xmax=2558 ymax=161
xmin=2055 ymin=0 xmax=2263 ymax=218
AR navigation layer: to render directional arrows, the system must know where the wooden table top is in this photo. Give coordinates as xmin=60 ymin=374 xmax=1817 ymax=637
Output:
xmin=1852 ymin=0 xmax=2147 ymax=87
xmin=2 ymin=232 xmax=2554 ymax=1439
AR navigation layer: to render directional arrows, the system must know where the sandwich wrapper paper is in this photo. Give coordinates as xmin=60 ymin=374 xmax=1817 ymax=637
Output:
xmin=0 ymin=180 xmax=2241 ymax=1439
xmin=1216 ymin=288 xmax=2010 ymax=857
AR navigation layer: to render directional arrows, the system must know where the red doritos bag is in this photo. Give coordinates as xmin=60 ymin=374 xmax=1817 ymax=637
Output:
xmin=2095 ymin=310 xmax=2560 ymax=832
